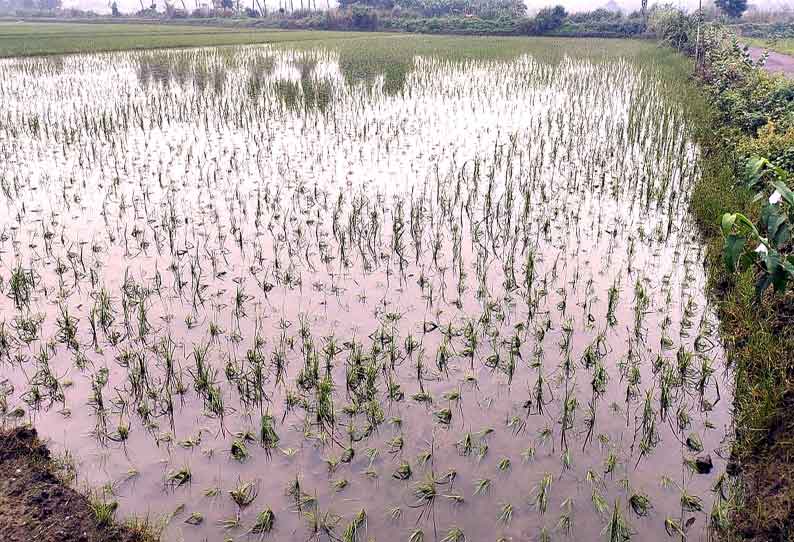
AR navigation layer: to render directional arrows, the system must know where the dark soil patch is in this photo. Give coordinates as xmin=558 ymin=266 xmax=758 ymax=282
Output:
xmin=731 ymin=402 xmax=794 ymax=541
xmin=0 ymin=427 xmax=149 ymax=542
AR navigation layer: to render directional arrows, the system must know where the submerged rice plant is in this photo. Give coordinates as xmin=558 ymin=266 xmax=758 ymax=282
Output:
xmin=0 ymin=36 xmax=729 ymax=542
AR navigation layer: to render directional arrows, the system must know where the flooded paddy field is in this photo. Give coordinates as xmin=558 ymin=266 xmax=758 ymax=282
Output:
xmin=0 ymin=36 xmax=732 ymax=541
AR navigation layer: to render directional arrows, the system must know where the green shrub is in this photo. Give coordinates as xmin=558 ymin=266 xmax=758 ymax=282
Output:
xmin=721 ymin=157 xmax=794 ymax=296
xmin=731 ymin=22 xmax=794 ymax=38
xmin=351 ymin=4 xmax=379 ymax=29
xmin=551 ymin=19 xmax=646 ymax=38
xmin=529 ymin=5 xmax=566 ymax=34
xmin=738 ymin=123 xmax=794 ymax=171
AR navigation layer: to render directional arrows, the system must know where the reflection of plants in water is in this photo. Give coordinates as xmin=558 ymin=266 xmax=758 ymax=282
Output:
xmin=339 ymin=47 xmax=413 ymax=95
xmin=263 ymin=54 xmax=336 ymax=112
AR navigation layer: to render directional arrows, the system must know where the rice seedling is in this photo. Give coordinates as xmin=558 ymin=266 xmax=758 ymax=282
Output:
xmin=592 ymin=489 xmax=609 ymax=516
xmin=628 ymin=492 xmax=652 ymax=517
xmin=185 ymin=512 xmax=204 ymax=525
xmin=497 ymin=502 xmax=513 ymax=524
xmin=444 ymin=492 xmax=465 ymax=505
xmin=685 ymin=433 xmax=703 ymax=453
xmin=558 ymin=497 xmax=574 ymax=536
xmin=664 ymin=517 xmax=685 ymax=537
xmin=166 ymin=466 xmax=192 ymax=488
xmin=250 ymin=507 xmax=275 ymax=535
xmin=342 ymin=509 xmax=366 ymax=542
xmin=218 ymin=513 xmax=242 ymax=530
xmin=260 ymin=414 xmax=280 ymax=452
xmin=680 ymin=490 xmax=704 ymax=512
xmin=387 ymin=506 xmax=402 ymax=521
xmin=603 ymin=499 xmax=633 ymax=542
xmin=303 ymin=503 xmax=341 ymax=540
xmin=393 ymin=462 xmax=412 ymax=481
xmin=521 ymin=446 xmax=536 ymax=462
xmin=474 ymin=478 xmax=491 ymax=496
xmin=533 ymin=473 xmax=553 ymax=515
xmin=89 ymin=496 xmax=118 ymax=528
xmin=231 ymin=439 xmax=249 ymax=461
xmin=434 ymin=408 xmax=452 ymax=425
xmin=416 ymin=448 xmax=433 ymax=467
xmin=230 ymin=479 xmax=258 ymax=508
xmin=0 ymin=36 xmax=728 ymax=542
xmin=442 ymin=527 xmax=465 ymax=542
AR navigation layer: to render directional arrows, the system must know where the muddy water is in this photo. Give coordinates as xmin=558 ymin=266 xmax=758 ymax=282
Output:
xmin=0 ymin=45 xmax=730 ymax=541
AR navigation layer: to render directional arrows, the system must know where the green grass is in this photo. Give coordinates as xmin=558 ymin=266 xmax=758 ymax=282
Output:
xmin=691 ymin=140 xmax=794 ymax=540
xmin=687 ymin=76 xmax=794 ymax=542
xmin=746 ymin=36 xmax=794 ymax=56
xmin=0 ymin=22 xmax=370 ymax=57
xmin=0 ymin=22 xmax=687 ymax=100
xmin=0 ymin=21 xmax=698 ymax=65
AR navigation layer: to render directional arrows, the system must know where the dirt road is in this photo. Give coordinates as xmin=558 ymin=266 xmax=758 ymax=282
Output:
xmin=748 ymin=46 xmax=794 ymax=79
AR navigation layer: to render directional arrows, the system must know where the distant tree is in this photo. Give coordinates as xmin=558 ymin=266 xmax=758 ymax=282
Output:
xmin=715 ymin=0 xmax=747 ymax=18
xmin=37 ymin=0 xmax=60 ymax=9
xmin=641 ymin=0 xmax=647 ymax=18
xmin=568 ymin=8 xmax=620 ymax=22
xmin=391 ymin=0 xmax=522 ymax=18
xmin=351 ymin=4 xmax=378 ymax=28
xmin=340 ymin=0 xmax=392 ymax=9
xmin=531 ymin=5 xmax=567 ymax=34
xmin=111 ymin=0 xmax=120 ymax=13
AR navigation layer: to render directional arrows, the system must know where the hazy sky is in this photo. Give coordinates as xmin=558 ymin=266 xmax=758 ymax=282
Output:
xmin=63 ymin=0 xmax=792 ymax=17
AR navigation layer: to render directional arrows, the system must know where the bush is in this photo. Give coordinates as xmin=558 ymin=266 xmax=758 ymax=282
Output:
xmin=567 ymin=8 xmax=622 ymax=23
xmin=530 ymin=5 xmax=566 ymax=34
xmin=701 ymin=34 xmax=794 ymax=134
xmin=340 ymin=0 xmax=393 ymax=9
xmin=683 ymin=23 xmax=794 ymax=296
xmin=647 ymin=5 xmax=696 ymax=51
xmin=738 ymin=123 xmax=794 ymax=172
xmin=390 ymin=0 xmax=525 ymax=19
xmin=731 ymin=22 xmax=794 ymax=38
xmin=351 ymin=4 xmax=378 ymax=29
xmin=552 ymin=19 xmax=646 ymax=37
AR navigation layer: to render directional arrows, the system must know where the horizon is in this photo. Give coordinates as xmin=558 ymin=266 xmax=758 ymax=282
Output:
xmin=58 ymin=0 xmax=794 ymax=16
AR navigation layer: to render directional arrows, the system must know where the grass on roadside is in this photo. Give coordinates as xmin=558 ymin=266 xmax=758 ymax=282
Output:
xmin=746 ymin=37 xmax=794 ymax=57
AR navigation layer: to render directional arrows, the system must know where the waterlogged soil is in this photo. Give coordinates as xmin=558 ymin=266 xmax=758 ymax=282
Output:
xmin=0 ymin=40 xmax=733 ymax=542
xmin=0 ymin=427 xmax=140 ymax=542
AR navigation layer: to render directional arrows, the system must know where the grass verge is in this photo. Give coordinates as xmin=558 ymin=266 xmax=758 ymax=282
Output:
xmin=746 ymin=37 xmax=794 ymax=57
xmin=689 ymin=106 xmax=794 ymax=542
